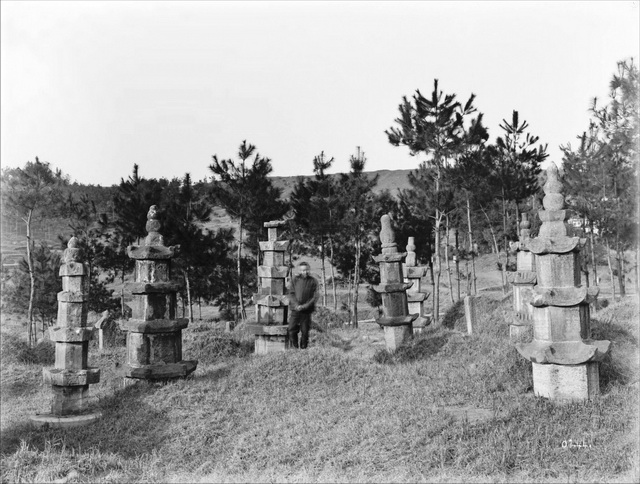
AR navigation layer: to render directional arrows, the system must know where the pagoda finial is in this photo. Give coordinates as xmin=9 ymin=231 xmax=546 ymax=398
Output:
xmin=145 ymin=205 xmax=164 ymax=246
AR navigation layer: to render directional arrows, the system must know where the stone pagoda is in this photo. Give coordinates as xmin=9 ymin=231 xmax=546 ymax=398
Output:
xmin=31 ymin=237 xmax=101 ymax=428
xmin=373 ymin=214 xmax=418 ymax=351
xmin=516 ymin=164 xmax=609 ymax=401
xmin=120 ymin=206 xmax=197 ymax=383
xmin=403 ymin=236 xmax=430 ymax=333
xmin=246 ymin=220 xmax=290 ymax=354
xmin=506 ymin=213 xmax=536 ymax=344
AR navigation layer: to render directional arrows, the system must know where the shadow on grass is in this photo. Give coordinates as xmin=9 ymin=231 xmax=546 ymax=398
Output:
xmin=0 ymin=382 xmax=167 ymax=457
xmin=372 ymin=333 xmax=452 ymax=364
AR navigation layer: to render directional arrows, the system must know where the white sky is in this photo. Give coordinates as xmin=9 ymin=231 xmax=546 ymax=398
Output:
xmin=1 ymin=1 xmax=638 ymax=186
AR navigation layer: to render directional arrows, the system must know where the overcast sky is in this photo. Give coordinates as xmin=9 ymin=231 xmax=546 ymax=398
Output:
xmin=1 ymin=1 xmax=638 ymax=186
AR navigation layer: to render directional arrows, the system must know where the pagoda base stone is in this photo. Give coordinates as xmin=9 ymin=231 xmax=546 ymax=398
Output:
xmin=532 ymin=362 xmax=600 ymax=401
xmin=509 ymin=324 xmax=533 ymax=344
xmin=412 ymin=316 xmax=430 ymax=334
xmin=124 ymin=360 xmax=197 ymax=380
xmin=255 ymin=335 xmax=287 ymax=354
xmin=30 ymin=411 xmax=102 ymax=428
xmin=247 ymin=324 xmax=288 ymax=354
xmin=384 ymin=325 xmax=412 ymax=352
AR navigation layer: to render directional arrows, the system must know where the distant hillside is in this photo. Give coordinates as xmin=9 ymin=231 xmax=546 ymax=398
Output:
xmin=270 ymin=168 xmax=414 ymax=199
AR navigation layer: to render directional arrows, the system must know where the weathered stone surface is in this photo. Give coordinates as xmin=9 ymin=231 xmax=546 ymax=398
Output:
xmin=256 ymin=305 xmax=288 ymax=325
xmin=516 ymin=164 xmax=609 ymax=401
xmin=135 ymin=260 xmax=171 ymax=283
xmin=253 ymin=220 xmax=292 ymax=354
xmin=127 ymin=245 xmax=176 ymax=260
xmin=50 ymin=384 xmax=91 ymax=415
xmin=44 ymin=368 xmax=101 ymax=386
xmin=59 ymin=262 xmax=87 ymax=277
xmin=120 ymin=318 xmax=189 ymax=334
xmin=258 ymin=278 xmax=286 ymax=296
xmin=49 ymin=326 xmax=95 ymax=343
xmin=532 ymin=362 xmax=600 ymax=401
xmin=259 ymin=240 xmax=290 ymax=252
xmin=124 ymin=360 xmax=197 ymax=379
xmin=247 ymin=324 xmax=289 ymax=335
xmin=57 ymin=291 xmax=88 ymax=303
xmin=384 ymin=325 xmax=412 ymax=351
xmin=255 ymin=335 xmax=287 ymax=354
xmin=55 ymin=342 xmax=88 ymax=369
xmin=129 ymin=293 xmax=177 ymax=320
xmin=376 ymin=315 xmax=418 ymax=327
xmin=257 ymin=266 xmax=289 ymax=278
xmin=30 ymin=412 xmax=102 ymax=428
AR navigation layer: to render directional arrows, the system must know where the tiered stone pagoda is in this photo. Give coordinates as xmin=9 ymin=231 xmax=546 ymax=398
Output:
xmin=516 ymin=164 xmax=609 ymax=401
xmin=246 ymin=220 xmax=290 ymax=354
xmin=403 ymin=236 xmax=430 ymax=333
xmin=120 ymin=206 xmax=197 ymax=383
xmin=373 ymin=214 xmax=418 ymax=351
xmin=506 ymin=213 xmax=536 ymax=343
xmin=31 ymin=237 xmax=101 ymax=428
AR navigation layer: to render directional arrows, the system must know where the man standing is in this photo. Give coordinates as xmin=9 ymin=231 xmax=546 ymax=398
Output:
xmin=287 ymin=261 xmax=318 ymax=349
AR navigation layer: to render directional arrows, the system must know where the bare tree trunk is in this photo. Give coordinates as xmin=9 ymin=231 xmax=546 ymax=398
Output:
xmin=320 ymin=237 xmax=327 ymax=307
xmin=353 ymin=238 xmax=361 ymax=328
xmin=198 ymin=298 xmax=202 ymax=321
xmin=25 ymin=210 xmax=36 ymax=347
xmin=433 ymin=211 xmax=442 ymax=326
xmin=616 ymin=238 xmax=626 ymax=297
xmin=347 ymin=270 xmax=353 ymax=321
xmin=466 ymin=195 xmax=477 ymax=295
xmin=329 ymin=236 xmax=338 ymax=311
xmin=605 ymin=238 xmax=617 ymax=301
xmin=481 ymin=207 xmax=505 ymax=292
xmin=445 ymin=215 xmax=454 ymax=304
xmin=184 ymin=271 xmax=193 ymax=324
xmin=589 ymin=225 xmax=598 ymax=286
xmin=237 ymin=219 xmax=246 ymax=322
xmin=501 ymin=195 xmax=510 ymax=294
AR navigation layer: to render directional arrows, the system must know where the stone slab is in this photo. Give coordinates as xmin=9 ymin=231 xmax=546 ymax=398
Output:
xmin=124 ymin=360 xmax=197 ymax=379
xmin=30 ymin=412 xmax=102 ymax=428
xmin=127 ymin=245 xmax=176 ymax=260
xmin=532 ymin=362 xmax=600 ymax=401
xmin=246 ymin=324 xmax=288 ymax=336
xmin=44 ymin=368 xmax=101 ymax=386
xmin=376 ymin=314 xmax=418 ymax=327
xmin=254 ymin=335 xmax=287 ymax=354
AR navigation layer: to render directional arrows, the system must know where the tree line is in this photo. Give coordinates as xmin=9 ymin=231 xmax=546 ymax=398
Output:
xmin=2 ymin=60 xmax=637 ymax=346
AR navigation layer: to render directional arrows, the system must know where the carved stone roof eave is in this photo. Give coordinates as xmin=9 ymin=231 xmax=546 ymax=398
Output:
xmin=515 ymin=339 xmax=610 ymax=365
xmin=528 ymin=237 xmax=585 ymax=255
xmin=530 ymin=286 xmax=599 ymax=307
xmin=127 ymin=245 xmax=179 ymax=260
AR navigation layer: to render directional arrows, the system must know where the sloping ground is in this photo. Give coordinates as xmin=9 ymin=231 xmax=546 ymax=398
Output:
xmin=1 ymin=297 xmax=638 ymax=483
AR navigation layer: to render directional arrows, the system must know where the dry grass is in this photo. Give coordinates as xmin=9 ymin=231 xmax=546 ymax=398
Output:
xmin=1 ymin=292 xmax=638 ymax=483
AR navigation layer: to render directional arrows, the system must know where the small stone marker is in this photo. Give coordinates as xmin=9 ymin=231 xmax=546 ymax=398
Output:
xmin=31 ymin=237 xmax=102 ymax=428
xmin=516 ymin=164 xmax=610 ymax=401
xmin=464 ymin=295 xmax=476 ymax=334
xmin=372 ymin=214 xmax=418 ymax=351
xmin=246 ymin=220 xmax=290 ymax=354
xmin=120 ymin=206 xmax=197 ymax=383
xmin=94 ymin=310 xmax=110 ymax=351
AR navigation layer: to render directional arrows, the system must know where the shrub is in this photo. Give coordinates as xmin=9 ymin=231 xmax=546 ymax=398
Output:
xmin=0 ymin=332 xmax=54 ymax=365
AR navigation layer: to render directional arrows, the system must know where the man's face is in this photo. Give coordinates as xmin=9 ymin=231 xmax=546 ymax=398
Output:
xmin=300 ymin=264 xmax=310 ymax=278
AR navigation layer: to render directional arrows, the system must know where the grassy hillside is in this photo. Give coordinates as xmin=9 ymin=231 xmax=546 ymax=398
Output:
xmin=270 ymin=168 xmax=413 ymax=199
xmin=1 ymin=294 xmax=638 ymax=483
